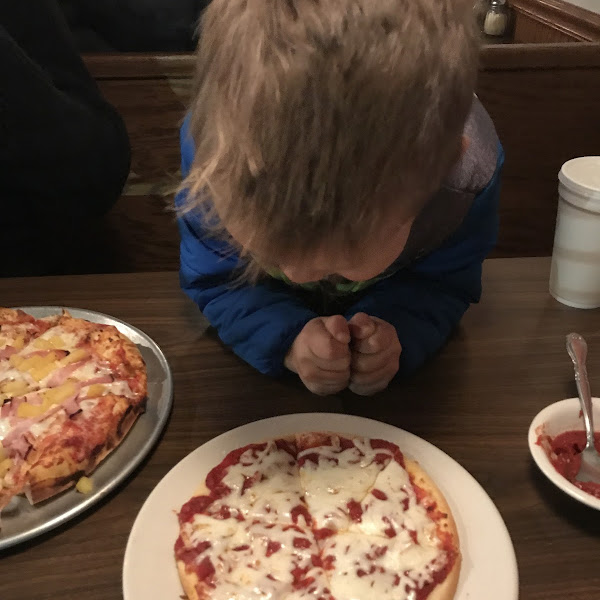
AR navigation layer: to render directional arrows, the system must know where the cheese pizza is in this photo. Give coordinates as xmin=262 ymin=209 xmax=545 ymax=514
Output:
xmin=175 ymin=432 xmax=460 ymax=600
xmin=0 ymin=308 xmax=147 ymax=513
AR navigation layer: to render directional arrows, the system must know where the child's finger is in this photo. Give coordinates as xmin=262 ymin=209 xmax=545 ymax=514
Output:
xmin=310 ymin=321 xmax=350 ymax=361
xmin=351 ymin=348 xmax=390 ymax=374
xmin=348 ymin=313 xmax=376 ymax=340
xmin=322 ymin=315 xmax=351 ymax=344
xmin=350 ymin=358 xmax=398 ymax=387
xmin=311 ymin=353 xmax=351 ymax=373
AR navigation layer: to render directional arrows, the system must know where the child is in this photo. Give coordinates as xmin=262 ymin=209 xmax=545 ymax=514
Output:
xmin=176 ymin=0 xmax=503 ymax=396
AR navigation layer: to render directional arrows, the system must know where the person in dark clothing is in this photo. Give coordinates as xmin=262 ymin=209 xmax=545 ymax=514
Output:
xmin=0 ymin=1 xmax=131 ymax=277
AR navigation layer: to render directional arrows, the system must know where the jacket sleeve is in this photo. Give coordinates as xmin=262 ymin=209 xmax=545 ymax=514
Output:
xmin=177 ymin=118 xmax=317 ymax=376
xmin=345 ymin=147 xmax=504 ymax=375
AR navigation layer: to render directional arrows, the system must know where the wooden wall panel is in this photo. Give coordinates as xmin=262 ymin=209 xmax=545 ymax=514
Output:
xmin=79 ymin=45 xmax=600 ymax=275
xmin=511 ymin=0 xmax=600 ymax=42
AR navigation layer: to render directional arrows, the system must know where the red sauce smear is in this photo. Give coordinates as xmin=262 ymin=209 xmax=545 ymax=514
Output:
xmin=205 ymin=442 xmax=268 ymax=491
xmin=174 ymin=537 xmax=215 ymax=582
xmin=537 ymin=429 xmax=600 ymax=499
xmin=314 ymin=527 xmax=335 ymax=540
xmin=347 ymin=499 xmax=363 ymax=522
xmin=178 ymin=495 xmax=215 ymax=524
xmin=291 ymin=504 xmax=312 ymax=527
xmin=371 ymin=488 xmax=388 ymax=501
xmin=370 ymin=439 xmax=405 ymax=468
xmin=291 ymin=565 xmax=318 ymax=590
xmin=265 ymin=540 xmax=282 ymax=557
xmin=293 ymin=537 xmax=312 ymax=549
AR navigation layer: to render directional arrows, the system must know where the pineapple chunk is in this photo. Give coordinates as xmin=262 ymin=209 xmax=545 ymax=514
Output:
xmin=26 ymin=351 xmax=60 ymax=381
xmin=13 ymin=335 xmax=25 ymax=350
xmin=0 ymin=379 xmax=30 ymax=396
xmin=17 ymin=401 xmax=46 ymax=418
xmin=42 ymin=381 xmax=77 ymax=406
xmin=33 ymin=338 xmax=55 ymax=350
xmin=0 ymin=458 xmax=13 ymax=478
xmin=49 ymin=336 xmax=65 ymax=348
xmin=60 ymin=348 xmax=89 ymax=366
xmin=35 ymin=336 xmax=65 ymax=350
xmin=85 ymin=384 xmax=105 ymax=398
xmin=76 ymin=476 xmax=93 ymax=494
xmin=29 ymin=362 xmax=58 ymax=382
xmin=9 ymin=354 xmax=25 ymax=369
xmin=20 ymin=354 xmax=46 ymax=372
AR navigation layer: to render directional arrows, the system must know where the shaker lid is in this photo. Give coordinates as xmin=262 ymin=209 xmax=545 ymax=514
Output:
xmin=560 ymin=156 xmax=600 ymax=194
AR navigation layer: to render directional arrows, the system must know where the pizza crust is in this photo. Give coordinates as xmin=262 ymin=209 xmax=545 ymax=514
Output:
xmin=26 ymin=396 xmax=144 ymax=504
xmin=177 ymin=560 xmax=201 ymax=600
xmin=405 ymin=458 xmax=461 ymax=600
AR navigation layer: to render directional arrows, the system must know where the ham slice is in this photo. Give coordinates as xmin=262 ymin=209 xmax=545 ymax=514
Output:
xmin=2 ymin=402 xmax=66 ymax=456
xmin=81 ymin=375 xmax=113 ymax=387
xmin=0 ymin=346 xmax=17 ymax=360
xmin=0 ymin=393 xmax=41 ymax=417
xmin=10 ymin=435 xmax=31 ymax=459
xmin=62 ymin=393 xmax=82 ymax=417
xmin=2 ymin=419 xmax=34 ymax=453
xmin=44 ymin=359 xmax=90 ymax=387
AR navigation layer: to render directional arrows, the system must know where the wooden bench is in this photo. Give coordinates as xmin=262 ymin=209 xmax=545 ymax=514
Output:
xmin=83 ymin=42 xmax=600 ymax=273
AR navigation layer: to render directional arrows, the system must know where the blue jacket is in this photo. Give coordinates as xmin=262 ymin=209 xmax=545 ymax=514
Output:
xmin=177 ymin=101 xmax=504 ymax=378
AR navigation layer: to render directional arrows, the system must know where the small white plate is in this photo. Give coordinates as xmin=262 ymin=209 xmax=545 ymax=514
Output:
xmin=123 ymin=413 xmax=519 ymax=600
xmin=528 ymin=397 xmax=600 ymax=510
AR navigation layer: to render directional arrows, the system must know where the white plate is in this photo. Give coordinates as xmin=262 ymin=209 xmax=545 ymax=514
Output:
xmin=123 ymin=413 xmax=519 ymax=600
xmin=528 ymin=397 xmax=600 ymax=510
xmin=0 ymin=306 xmax=173 ymax=550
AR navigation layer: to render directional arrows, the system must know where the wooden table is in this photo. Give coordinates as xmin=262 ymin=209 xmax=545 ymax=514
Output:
xmin=0 ymin=256 xmax=599 ymax=600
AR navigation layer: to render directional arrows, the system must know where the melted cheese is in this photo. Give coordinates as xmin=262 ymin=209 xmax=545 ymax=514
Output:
xmin=322 ymin=532 xmax=444 ymax=600
xmin=32 ymin=326 xmax=86 ymax=350
xmin=351 ymin=460 xmax=438 ymax=543
xmin=185 ymin=517 xmax=329 ymax=600
xmin=79 ymin=398 xmax=100 ymax=412
xmin=0 ymin=417 xmax=11 ymax=442
xmin=30 ymin=412 xmax=63 ymax=438
xmin=298 ymin=439 xmax=392 ymax=531
xmin=211 ymin=442 xmax=304 ymax=523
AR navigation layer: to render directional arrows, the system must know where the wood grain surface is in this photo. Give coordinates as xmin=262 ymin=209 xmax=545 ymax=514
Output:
xmin=511 ymin=0 xmax=600 ymax=43
xmin=0 ymin=257 xmax=599 ymax=599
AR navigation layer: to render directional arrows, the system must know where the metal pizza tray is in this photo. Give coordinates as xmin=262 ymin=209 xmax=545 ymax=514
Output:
xmin=0 ymin=306 xmax=173 ymax=551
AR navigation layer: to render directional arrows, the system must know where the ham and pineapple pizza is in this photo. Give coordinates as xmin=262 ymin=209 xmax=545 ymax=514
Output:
xmin=0 ymin=307 xmax=147 ymax=512
xmin=175 ymin=432 xmax=460 ymax=600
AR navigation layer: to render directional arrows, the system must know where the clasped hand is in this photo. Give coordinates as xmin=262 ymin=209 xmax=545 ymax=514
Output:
xmin=284 ymin=313 xmax=401 ymax=396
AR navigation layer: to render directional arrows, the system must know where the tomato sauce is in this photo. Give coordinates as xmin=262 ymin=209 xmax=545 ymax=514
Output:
xmin=538 ymin=429 xmax=600 ymax=499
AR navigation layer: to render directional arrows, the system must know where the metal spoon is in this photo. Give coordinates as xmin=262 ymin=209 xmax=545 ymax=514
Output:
xmin=566 ymin=333 xmax=600 ymax=484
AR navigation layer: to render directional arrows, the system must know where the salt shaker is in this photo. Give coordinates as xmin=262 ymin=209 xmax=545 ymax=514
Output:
xmin=473 ymin=0 xmax=490 ymax=31
xmin=484 ymin=0 xmax=509 ymax=37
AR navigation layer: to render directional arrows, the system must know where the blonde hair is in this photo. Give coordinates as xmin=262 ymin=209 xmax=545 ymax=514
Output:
xmin=181 ymin=0 xmax=479 ymax=274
